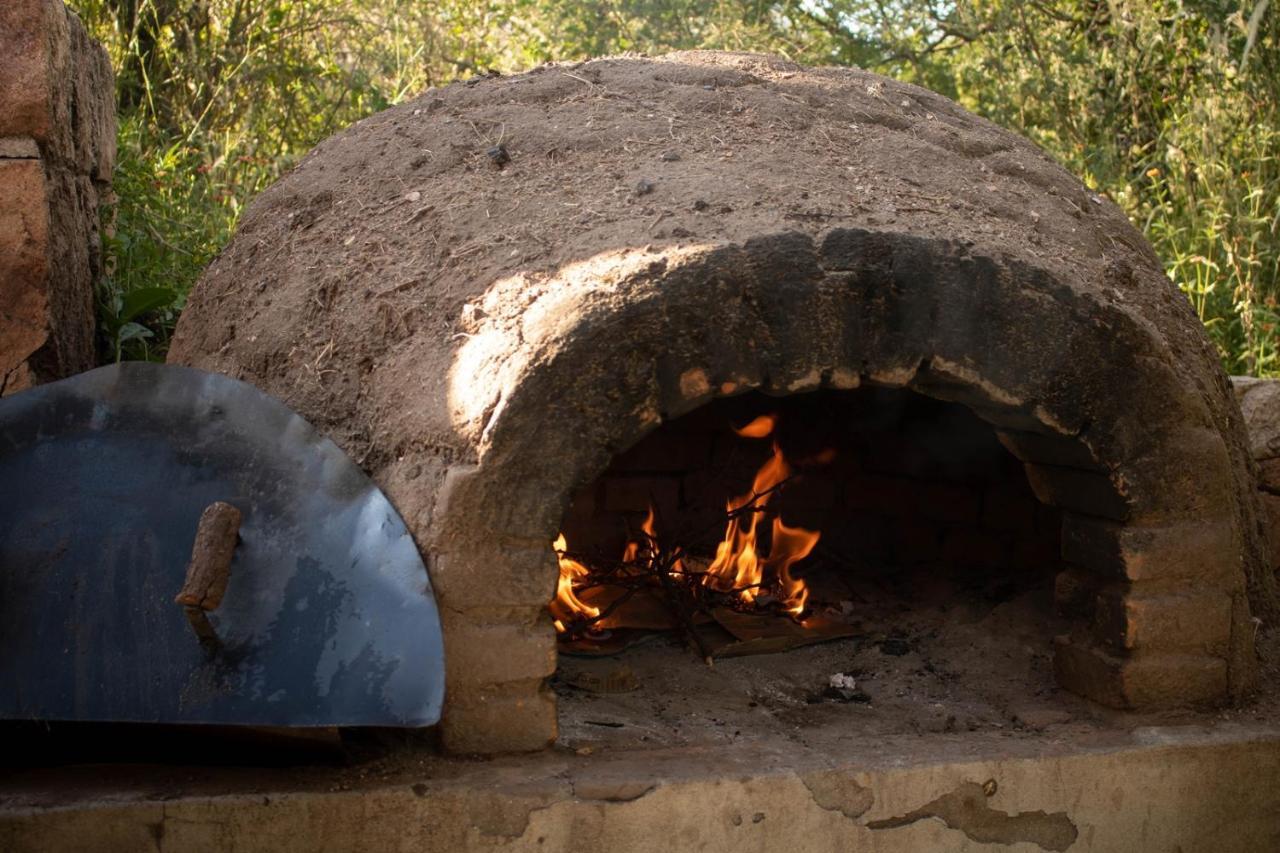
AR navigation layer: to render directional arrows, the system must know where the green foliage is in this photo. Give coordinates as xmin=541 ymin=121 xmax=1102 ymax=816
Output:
xmin=72 ymin=0 xmax=1278 ymax=374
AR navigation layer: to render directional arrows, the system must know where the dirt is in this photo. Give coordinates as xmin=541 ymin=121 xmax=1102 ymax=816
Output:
xmin=556 ymin=577 xmax=1280 ymax=754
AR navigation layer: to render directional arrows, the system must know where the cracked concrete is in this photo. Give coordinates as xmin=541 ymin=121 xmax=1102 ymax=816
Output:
xmin=867 ymin=780 xmax=1077 ymax=851
xmin=799 ymin=770 xmax=875 ymax=821
xmin=3 ymin=723 xmax=1278 ymax=851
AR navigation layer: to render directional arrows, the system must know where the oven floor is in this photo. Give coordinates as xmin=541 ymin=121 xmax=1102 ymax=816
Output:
xmin=554 ymin=576 xmax=1273 ymax=753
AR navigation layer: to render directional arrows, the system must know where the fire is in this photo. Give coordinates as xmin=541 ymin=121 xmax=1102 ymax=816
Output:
xmin=705 ymin=425 xmax=818 ymax=617
xmin=734 ymin=414 xmax=777 ymax=438
xmin=550 ymin=533 xmax=600 ymax=633
xmin=621 ymin=506 xmax=657 ymax=563
xmin=551 ymin=414 xmax=824 ymax=634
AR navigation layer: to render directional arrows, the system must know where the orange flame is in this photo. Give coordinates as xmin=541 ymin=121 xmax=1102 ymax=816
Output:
xmin=622 ymin=506 xmax=657 ymax=563
xmin=734 ymin=414 xmax=776 ymax=438
xmin=766 ymin=517 xmax=819 ymax=616
xmin=552 ymin=414 xmax=824 ymax=634
xmin=705 ymin=418 xmax=818 ymax=615
xmin=550 ymin=533 xmax=600 ymax=633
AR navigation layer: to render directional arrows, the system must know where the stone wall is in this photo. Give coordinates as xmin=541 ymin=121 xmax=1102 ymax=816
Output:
xmin=0 ymin=0 xmax=114 ymax=394
xmin=1233 ymin=378 xmax=1280 ymax=580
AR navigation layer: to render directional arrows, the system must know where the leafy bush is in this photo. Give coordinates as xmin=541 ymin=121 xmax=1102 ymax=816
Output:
xmin=72 ymin=0 xmax=1278 ymax=374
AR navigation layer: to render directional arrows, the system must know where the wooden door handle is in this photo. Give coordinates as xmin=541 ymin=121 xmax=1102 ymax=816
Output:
xmin=175 ymin=501 xmax=242 ymax=644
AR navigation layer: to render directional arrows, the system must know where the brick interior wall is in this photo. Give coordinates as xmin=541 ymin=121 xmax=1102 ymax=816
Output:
xmin=560 ymin=388 xmax=1063 ymax=592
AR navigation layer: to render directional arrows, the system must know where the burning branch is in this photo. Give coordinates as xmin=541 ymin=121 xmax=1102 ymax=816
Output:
xmin=551 ymin=413 xmax=829 ymax=659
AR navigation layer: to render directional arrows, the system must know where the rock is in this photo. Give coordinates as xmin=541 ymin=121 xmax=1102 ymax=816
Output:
xmin=879 ymin=637 xmax=910 ymax=656
xmin=1258 ymin=457 xmax=1280 ymax=494
xmin=822 ymin=673 xmax=870 ymax=703
xmin=1232 ymin=377 xmax=1280 ymax=460
xmin=1261 ymin=493 xmax=1280 ymax=569
xmin=0 ymin=0 xmax=115 ymax=392
xmin=486 ymin=144 xmax=510 ymax=168
xmin=1011 ymin=706 xmax=1073 ymax=730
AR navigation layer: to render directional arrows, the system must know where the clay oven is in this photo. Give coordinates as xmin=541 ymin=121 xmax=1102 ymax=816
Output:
xmin=169 ymin=52 xmax=1266 ymax=754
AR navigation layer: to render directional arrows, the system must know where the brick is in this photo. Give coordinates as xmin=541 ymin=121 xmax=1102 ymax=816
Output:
xmin=860 ymin=433 xmax=933 ymax=478
xmin=1035 ymin=501 xmax=1062 ymax=536
xmin=0 ymin=2 xmax=114 ymax=391
xmin=430 ymin=545 xmax=558 ymax=610
xmin=1053 ymin=638 xmax=1228 ymax=709
xmin=892 ymin=516 xmax=942 ymax=564
xmin=602 ymin=474 xmax=680 ymax=515
xmin=1009 ymin=532 xmax=1060 ymax=573
xmin=780 ymin=472 xmax=838 ymax=511
xmin=916 ymin=482 xmax=982 ymax=524
xmin=1054 ymin=568 xmax=1103 ymax=620
xmin=941 ymin=526 xmax=1009 ymax=568
xmin=997 ymin=429 xmax=1105 ymax=471
xmin=1025 ymin=463 xmax=1129 ymax=520
xmin=1061 ymin=515 xmax=1239 ymax=585
xmin=0 ymin=0 xmax=62 ymax=149
xmin=442 ymin=609 xmax=557 ymax=689
xmin=441 ymin=678 xmax=557 ymax=754
xmin=843 ymin=474 xmax=914 ymax=514
xmin=981 ymin=482 xmax=1038 ymax=531
xmin=1092 ymin=590 xmax=1232 ymax=656
xmin=0 ymin=0 xmax=115 ymax=174
xmin=0 ymin=157 xmax=51 ymax=390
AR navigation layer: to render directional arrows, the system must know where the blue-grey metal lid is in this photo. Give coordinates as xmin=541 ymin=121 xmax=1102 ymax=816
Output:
xmin=0 ymin=363 xmax=444 ymax=727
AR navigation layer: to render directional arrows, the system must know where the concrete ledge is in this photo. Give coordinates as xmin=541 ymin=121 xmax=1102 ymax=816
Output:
xmin=2 ymin=724 xmax=1278 ymax=852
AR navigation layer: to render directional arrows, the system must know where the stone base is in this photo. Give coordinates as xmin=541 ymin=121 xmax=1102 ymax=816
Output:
xmin=2 ymin=723 xmax=1278 ymax=852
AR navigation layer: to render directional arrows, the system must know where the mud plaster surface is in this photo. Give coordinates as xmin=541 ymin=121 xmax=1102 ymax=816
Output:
xmin=167 ymin=49 xmax=1275 ymax=635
